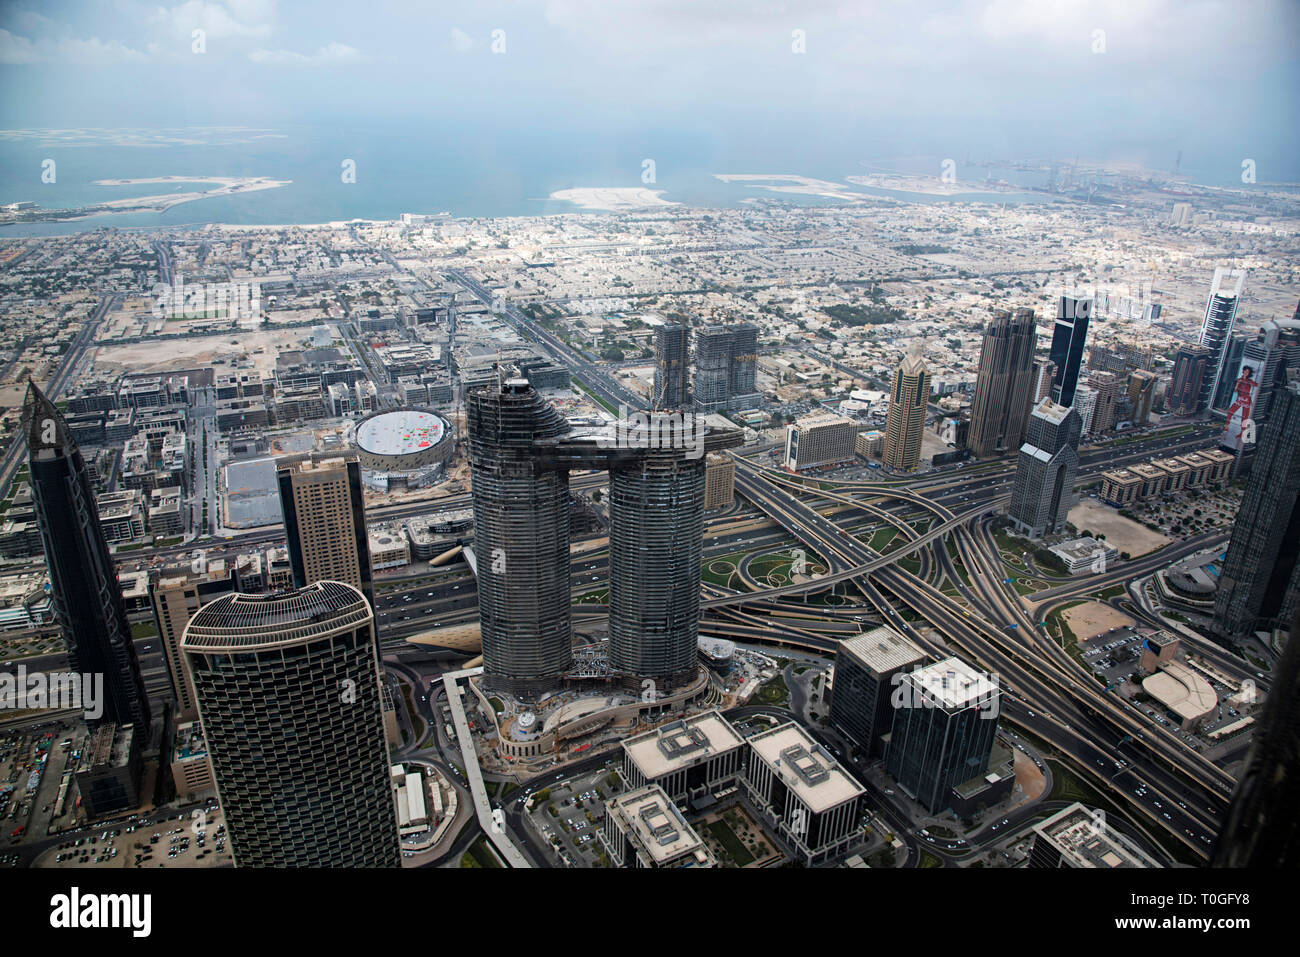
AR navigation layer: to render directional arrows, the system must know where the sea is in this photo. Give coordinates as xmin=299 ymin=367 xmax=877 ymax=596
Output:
xmin=0 ymin=122 xmax=1262 ymax=237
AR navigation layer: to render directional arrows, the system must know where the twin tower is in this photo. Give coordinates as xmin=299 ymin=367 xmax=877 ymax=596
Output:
xmin=467 ymin=376 xmax=741 ymax=698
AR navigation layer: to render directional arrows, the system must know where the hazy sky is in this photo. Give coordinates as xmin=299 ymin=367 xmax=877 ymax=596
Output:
xmin=2 ymin=1 xmax=1297 ymax=177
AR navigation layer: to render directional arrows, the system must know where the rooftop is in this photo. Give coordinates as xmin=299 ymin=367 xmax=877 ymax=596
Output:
xmin=838 ymin=625 xmax=927 ymax=675
xmin=747 ymin=722 xmax=865 ymax=814
xmin=1033 ymin=802 xmax=1159 ymax=868
xmin=622 ymin=710 xmax=745 ymax=779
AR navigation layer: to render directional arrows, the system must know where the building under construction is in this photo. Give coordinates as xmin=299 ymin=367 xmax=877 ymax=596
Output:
xmin=467 ymin=374 xmax=742 ymax=699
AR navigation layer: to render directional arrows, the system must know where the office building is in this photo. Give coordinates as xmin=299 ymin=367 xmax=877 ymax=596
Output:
xmin=785 ymin=412 xmax=858 ymax=471
xmin=621 ymin=711 xmax=746 ymax=806
xmin=1199 ymin=267 xmax=1247 ymax=412
xmin=1214 ymin=381 xmax=1300 ymax=640
xmin=652 ymin=322 xmax=690 ymax=410
xmin=603 ymin=784 xmax=716 ymax=868
xmin=170 ymin=721 xmax=215 ymax=801
xmin=1069 ymin=384 xmax=1095 ymax=437
xmin=1212 ymin=333 xmax=1248 ymax=412
xmin=883 ymin=350 xmax=931 ymax=470
xmin=1168 ymin=343 xmax=1213 ymax=416
xmin=1029 ymin=802 xmax=1159 ymax=868
xmin=1239 ymin=319 xmax=1300 ymax=425
xmin=1086 ymin=370 xmax=1122 ymax=434
xmin=23 ymin=382 xmax=150 ymax=731
xmin=967 ymin=308 xmax=1038 ymax=458
xmin=829 ymin=626 xmax=927 ymax=760
xmin=1031 ymin=358 xmax=1056 ymax=404
xmin=703 ymin=453 xmax=735 ymax=508
xmin=150 ymin=564 xmax=237 ymax=723
xmin=742 ymin=722 xmax=867 ymax=865
xmin=181 ymin=582 xmax=400 ymax=867
xmin=1212 ymin=607 xmax=1300 ymax=868
xmin=277 ymin=457 xmax=373 ymax=604
xmin=1127 ymin=370 xmax=1158 ymax=427
xmin=74 ymin=723 xmax=143 ymax=818
xmin=1008 ymin=399 xmax=1081 ymax=538
xmin=885 ymin=657 xmax=1001 ymax=815
xmin=1049 ymin=295 xmax=1092 ymax=407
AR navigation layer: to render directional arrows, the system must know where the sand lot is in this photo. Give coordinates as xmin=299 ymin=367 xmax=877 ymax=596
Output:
xmin=1068 ymin=499 xmax=1171 ymax=557
xmin=1062 ymin=600 xmax=1136 ymax=642
xmin=90 ymin=327 xmax=320 ymax=376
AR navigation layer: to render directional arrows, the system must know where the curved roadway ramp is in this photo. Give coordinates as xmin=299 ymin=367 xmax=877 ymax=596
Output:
xmin=441 ymin=666 xmax=532 ymax=867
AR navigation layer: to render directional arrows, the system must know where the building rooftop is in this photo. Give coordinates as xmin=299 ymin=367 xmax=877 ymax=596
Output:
xmin=622 ymin=710 xmax=745 ymax=780
xmin=608 ymin=784 xmax=713 ymax=866
xmin=838 ymin=625 xmax=926 ymax=675
xmin=1032 ymin=802 xmax=1159 ymax=867
xmin=1142 ymin=660 xmax=1217 ymax=723
xmin=747 ymin=722 xmax=865 ymax=814
xmin=902 ymin=656 xmax=1000 ymax=711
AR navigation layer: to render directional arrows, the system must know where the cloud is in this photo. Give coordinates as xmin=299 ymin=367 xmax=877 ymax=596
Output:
xmin=0 ymin=28 xmax=146 ymax=64
xmin=0 ymin=28 xmax=39 ymax=64
xmin=248 ymin=41 xmax=362 ymax=66
xmin=145 ymin=1 xmax=276 ymax=42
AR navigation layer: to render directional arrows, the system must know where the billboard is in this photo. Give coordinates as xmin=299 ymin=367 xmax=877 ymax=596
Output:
xmin=1221 ymin=355 xmax=1263 ymax=451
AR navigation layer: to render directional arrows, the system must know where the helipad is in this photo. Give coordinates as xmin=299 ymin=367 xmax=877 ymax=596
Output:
xmin=356 ymin=409 xmax=448 ymax=458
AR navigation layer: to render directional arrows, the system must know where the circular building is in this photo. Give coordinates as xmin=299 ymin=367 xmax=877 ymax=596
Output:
xmin=353 ymin=408 xmax=455 ymax=490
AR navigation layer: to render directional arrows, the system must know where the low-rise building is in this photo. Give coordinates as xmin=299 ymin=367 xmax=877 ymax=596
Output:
xmin=602 ymin=784 xmax=716 ymax=868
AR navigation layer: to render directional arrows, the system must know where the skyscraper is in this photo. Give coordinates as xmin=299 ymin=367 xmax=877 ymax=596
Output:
xmin=1199 ymin=267 xmax=1247 ymax=412
xmin=967 ymin=308 xmax=1038 ymax=458
xmin=1072 ymin=385 xmax=1098 ymax=436
xmin=277 ymin=457 xmax=373 ymax=604
xmin=691 ymin=322 xmax=759 ymax=412
xmin=1212 ymin=333 xmax=1248 ymax=412
xmin=23 ymin=382 xmax=151 ymax=731
xmin=1008 ymin=399 xmax=1081 ymax=538
xmin=885 ymin=657 xmax=1001 ymax=815
xmin=652 ymin=322 xmax=690 ymax=410
xmin=883 ymin=350 xmax=930 ymax=471
xmin=181 ymin=581 xmax=399 ymax=867
xmin=1168 ymin=343 xmax=1212 ymax=416
xmin=607 ymin=417 xmax=707 ymax=691
xmin=1031 ymin=358 xmax=1056 ymax=405
xmin=1086 ymin=370 xmax=1121 ymax=434
xmin=1127 ymin=369 xmax=1158 ymax=427
xmin=1211 ymin=607 xmax=1300 ymax=868
xmin=829 ymin=626 xmax=926 ymax=760
xmin=467 ymin=377 xmax=575 ymax=695
xmin=1214 ymin=380 xmax=1300 ymax=640
xmin=1048 ymin=295 xmax=1092 ymax=407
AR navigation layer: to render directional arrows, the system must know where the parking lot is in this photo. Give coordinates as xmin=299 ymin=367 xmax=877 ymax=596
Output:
xmin=526 ymin=763 xmax=623 ymax=868
xmin=35 ymin=802 xmax=234 ymax=869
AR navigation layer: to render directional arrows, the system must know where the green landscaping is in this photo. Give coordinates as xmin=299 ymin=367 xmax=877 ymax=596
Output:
xmin=704 ymin=819 xmax=755 ymax=866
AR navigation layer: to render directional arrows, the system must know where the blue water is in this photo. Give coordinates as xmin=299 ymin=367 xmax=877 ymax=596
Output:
xmin=0 ymin=123 xmax=1202 ymax=236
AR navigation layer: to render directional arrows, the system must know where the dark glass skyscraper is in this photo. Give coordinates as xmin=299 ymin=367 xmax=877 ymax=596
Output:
xmin=607 ymin=424 xmax=706 ymax=690
xmin=182 ymin=582 xmax=399 ymax=867
xmin=1007 ymin=399 xmax=1081 ymax=538
xmin=1199 ymin=267 xmax=1246 ymax=412
xmin=1212 ymin=608 xmax=1300 ymax=867
xmin=23 ymin=382 xmax=150 ymax=731
xmin=967 ymin=308 xmax=1038 ymax=458
xmin=1048 ymin=295 xmax=1091 ymax=407
xmin=467 ymin=377 xmax=575 ymax=695
xmin=1168 ymin=343 xmax=1212 ymax=416
xmin=1214 ymin=380 xmax=1300 ymax=640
